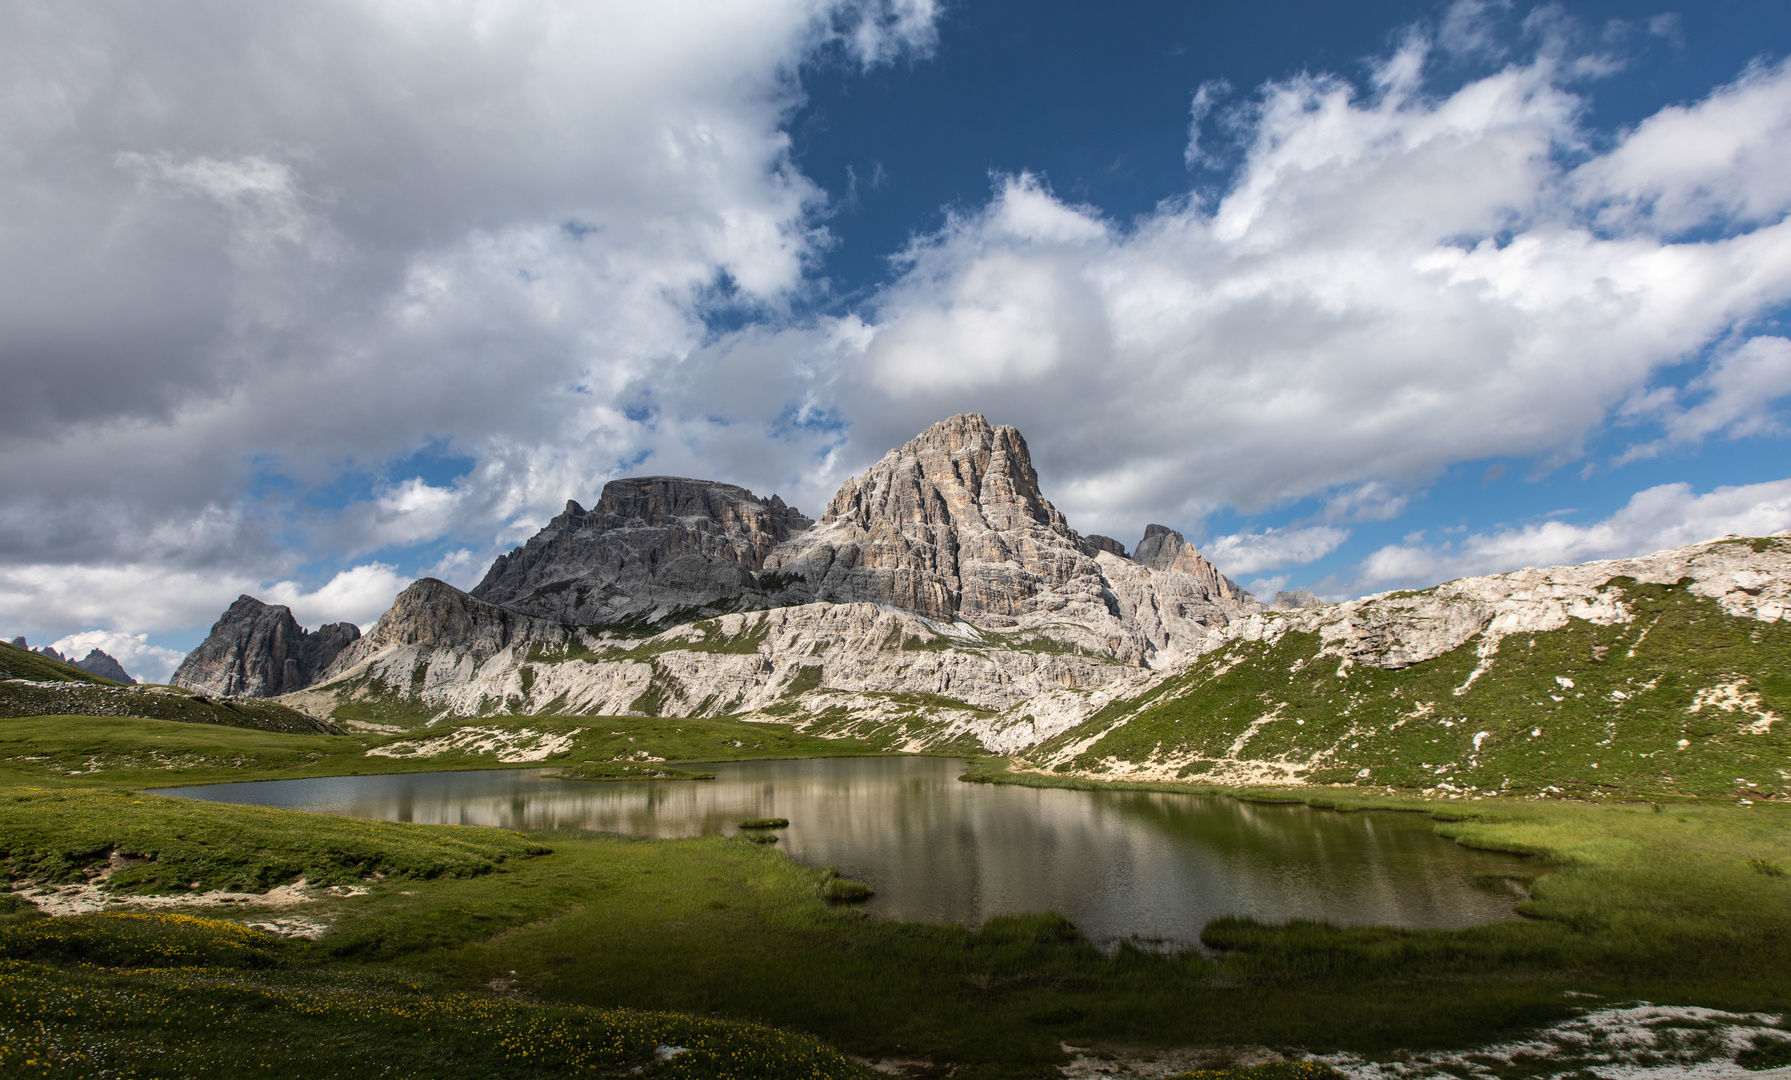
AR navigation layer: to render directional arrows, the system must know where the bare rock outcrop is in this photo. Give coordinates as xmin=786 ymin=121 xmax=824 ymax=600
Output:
xmin=1271 ymin=590 xmax=1321 ymax=610
xmin=329 ymin=577 xmax=568 ymax=674
xmin=762 ymin=415 xmax=1106 ymax=623
xmin=171 ymin=596 xmax=361 ymax=697
xmin=1133 ymin=524 xmax=1253 ymax=605
xmin=470 ymin=477 xmax=812 ymax=626
xmin=1210 ymin=532 xmax=1791 ymax=675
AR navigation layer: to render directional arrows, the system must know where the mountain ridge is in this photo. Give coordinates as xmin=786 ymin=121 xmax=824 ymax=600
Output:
xmin=154 ymin=416 xmax=1791 ymax=801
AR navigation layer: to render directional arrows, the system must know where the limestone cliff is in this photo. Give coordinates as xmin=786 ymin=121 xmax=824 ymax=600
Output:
xmin=171 ymin=596 xmax=361 ymax=697
xmin=282 ymin=415 xmax=1265 ymax=730
xmin=470 ymin=477 xmax=812 ymax=626
xmin=762 ymin=414 xmax=1104 ymax=621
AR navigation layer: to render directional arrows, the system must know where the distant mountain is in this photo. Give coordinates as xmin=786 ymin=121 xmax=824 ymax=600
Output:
xmin=167 ymin=415 xmax=1791 ymax=800
xmin=267 ymin=415 xmax=1260 ymax=729
xmin=170 ymin=596 xmax=360 ymax=697
xmin=0 ymin=638 xmax=119 ymax=685
xmin=71 ymin=648 xmax=135 ymax=684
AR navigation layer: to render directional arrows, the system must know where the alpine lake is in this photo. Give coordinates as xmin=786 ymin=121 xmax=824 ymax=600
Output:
xmin=161 ymin=754 xmax=1531 ymax=948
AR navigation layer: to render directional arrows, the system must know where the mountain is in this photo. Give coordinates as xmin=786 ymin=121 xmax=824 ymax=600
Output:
xmin=470 ymin=477 xmax=813 ymax=626
xmin=71 ymin=649 xmax=135 ymax=684
xmin=271 ymin=416 xmax=1258 ymax=732
xmin=1012 ymin=534 xmax=1790 ymax=801
xmin=1 ymin=638 xmax=119 ymax=685
xmin=168 ymin=415 xmax=1791 ymax=800
xmin=170 ymin=596 xmax=361 ymax=697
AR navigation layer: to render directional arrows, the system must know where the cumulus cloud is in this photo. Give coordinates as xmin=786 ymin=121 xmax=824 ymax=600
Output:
xmin=46 ymin=630 xmax=186 ymax=685
xmin=0 ymin=0 xmax=935 ymax=555
xmin=793 ymin=36 xmax=1791 ymax=539
xmin=1619 ymin=336 xmax=1791 ymax=460
xmin=264 ymin=564 xmax=413 ymax=630
xmin=1574 ymin=56 xmax=1791 ymax=232
xmin=8 ymin=3 xmax=1791 ymax=645
xmin=0 ymin=0 xmax=936 ymax=640
xmin=1205 ymin=526 xmax=1350 ymax=577
xmin=1357 ymin=478 xmax=1791 ymax=587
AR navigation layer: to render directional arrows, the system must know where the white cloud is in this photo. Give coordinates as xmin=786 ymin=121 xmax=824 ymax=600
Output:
xmin=0 ymin=0 xmax=938 ymax=625
xmin=1205 ymin=526 xmax=1350 ymax=576
xmin=1620 ymin=336 xmax=1791 ymax=460
xmin=1245 ymin=575 xmax=1290 ymax=599
xmin=46 ymin=630 xmax=186 ymax=685
xmin=1358 ymin=478 xmax=1791 ymax=587
xmin=1574 ymin=56 xmax=1791 ymax=233
xmin=0 ymin=563 xmax=262 ymax=638
xmin=8 ymin=6 xmax=1791 ymax=646
xmin=264 ymin=564 xmax=413 ymax=630
xmin=794 ymin=40 xmax=1791 ymax=538
xmin=422 ymin=549 xmax=487 ymax=592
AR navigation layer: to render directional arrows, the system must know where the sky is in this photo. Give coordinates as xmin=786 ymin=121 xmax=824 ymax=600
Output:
xmin=4 ymin=0 xmax=1791 ymax=683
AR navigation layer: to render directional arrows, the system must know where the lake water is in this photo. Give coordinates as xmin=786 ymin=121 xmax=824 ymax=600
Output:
xmin=159 ymin=756 xmax=1531 ymax=947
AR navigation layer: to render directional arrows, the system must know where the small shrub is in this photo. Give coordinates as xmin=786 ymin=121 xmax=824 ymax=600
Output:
xmin=739 ymin=818 xmax=788 ymax=829
xmin=1737 ymin=1035 xmax=1791 ymax=1071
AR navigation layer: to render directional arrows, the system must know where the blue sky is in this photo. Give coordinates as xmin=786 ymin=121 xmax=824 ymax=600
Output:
xmin=2 ymin=0 xmax=1790 ymax=681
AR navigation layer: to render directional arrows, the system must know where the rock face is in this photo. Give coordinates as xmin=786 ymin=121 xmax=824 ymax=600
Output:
xmin=1133 ymin=524 xmax=1253 ymax=604
xmin=1271 ymin=590 xmax=1321 ymax=610
xmin=471 ymin=478 xmax=812 ymax=626
xmin=464 ymin=416 xmax=1257 ymax=666
xmin=171 ymin=596 xmax=362 ymax=697
xmin=1084 ymin=535 xmax=1128 ymax=559
xmin=72 ymin=649 xmax=135 ymax=684
xmin=763 ymin=415 xmax=1108 ymax=622
xmin=290 ymin=415 xmax=1266 ymax=733
xmin=1016 ymin=532 xmax=1791 ymax=791
xmin=335 ymin=578 xmax=567 ymax=669
xmin=33 ymin=646 xmax=65 ymax=663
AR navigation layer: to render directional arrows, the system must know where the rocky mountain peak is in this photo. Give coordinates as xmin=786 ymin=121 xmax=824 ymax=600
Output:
xmin=171 ymin=595 xmax=361 ymax=698
xmin=470 ymin=475 xmax=812 ymax=626
xmin=73 ymin=648 xmax=135 ymax=684
xmin=765 ymin=413 xmax=1101 ymax=621
xmin=820 ymin=413 xmax=1070 ymax=537
xmin=1130 ymin=525 xmax=1250 ymax=602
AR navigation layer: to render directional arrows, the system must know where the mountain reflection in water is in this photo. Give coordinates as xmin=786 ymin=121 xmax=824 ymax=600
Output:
xmin=160 ymin=755 xmax=1528 ymax=946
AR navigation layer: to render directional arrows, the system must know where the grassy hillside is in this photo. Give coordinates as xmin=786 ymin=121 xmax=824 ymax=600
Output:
xmin=0 ymin=711 xmax=895 ymax=789
xmin=0 ymin=639 xmax=116 ymax=685
xmin=1026 ymin=577 xmax=1789 ymax=801
xmin=0 ymin=679 xmax=339 ymax=734
xmin=0 ymin=911 xmax=878 ymax=1079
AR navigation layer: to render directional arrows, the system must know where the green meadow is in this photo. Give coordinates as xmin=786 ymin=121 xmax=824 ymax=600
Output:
xmin=3 ymin=603 xmax=1790 ymax=1077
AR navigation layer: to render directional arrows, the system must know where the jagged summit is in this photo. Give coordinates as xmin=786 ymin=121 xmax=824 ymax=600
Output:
xmin=171 ymin=596 xmax=360 ymax=697
xmin=183 ymin=415 xmax=1263 ymax=701
xmin=763 ymin=413 xmax=1106 ymax=621
xmin=72 ymin=648 xmax=135 ymax=684
xmin=470 ymin=475 xmax=812 ymax=625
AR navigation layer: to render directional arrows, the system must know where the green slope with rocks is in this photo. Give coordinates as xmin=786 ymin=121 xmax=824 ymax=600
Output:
xmin=1019 ymin=542 xmax=1790 ymax=803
